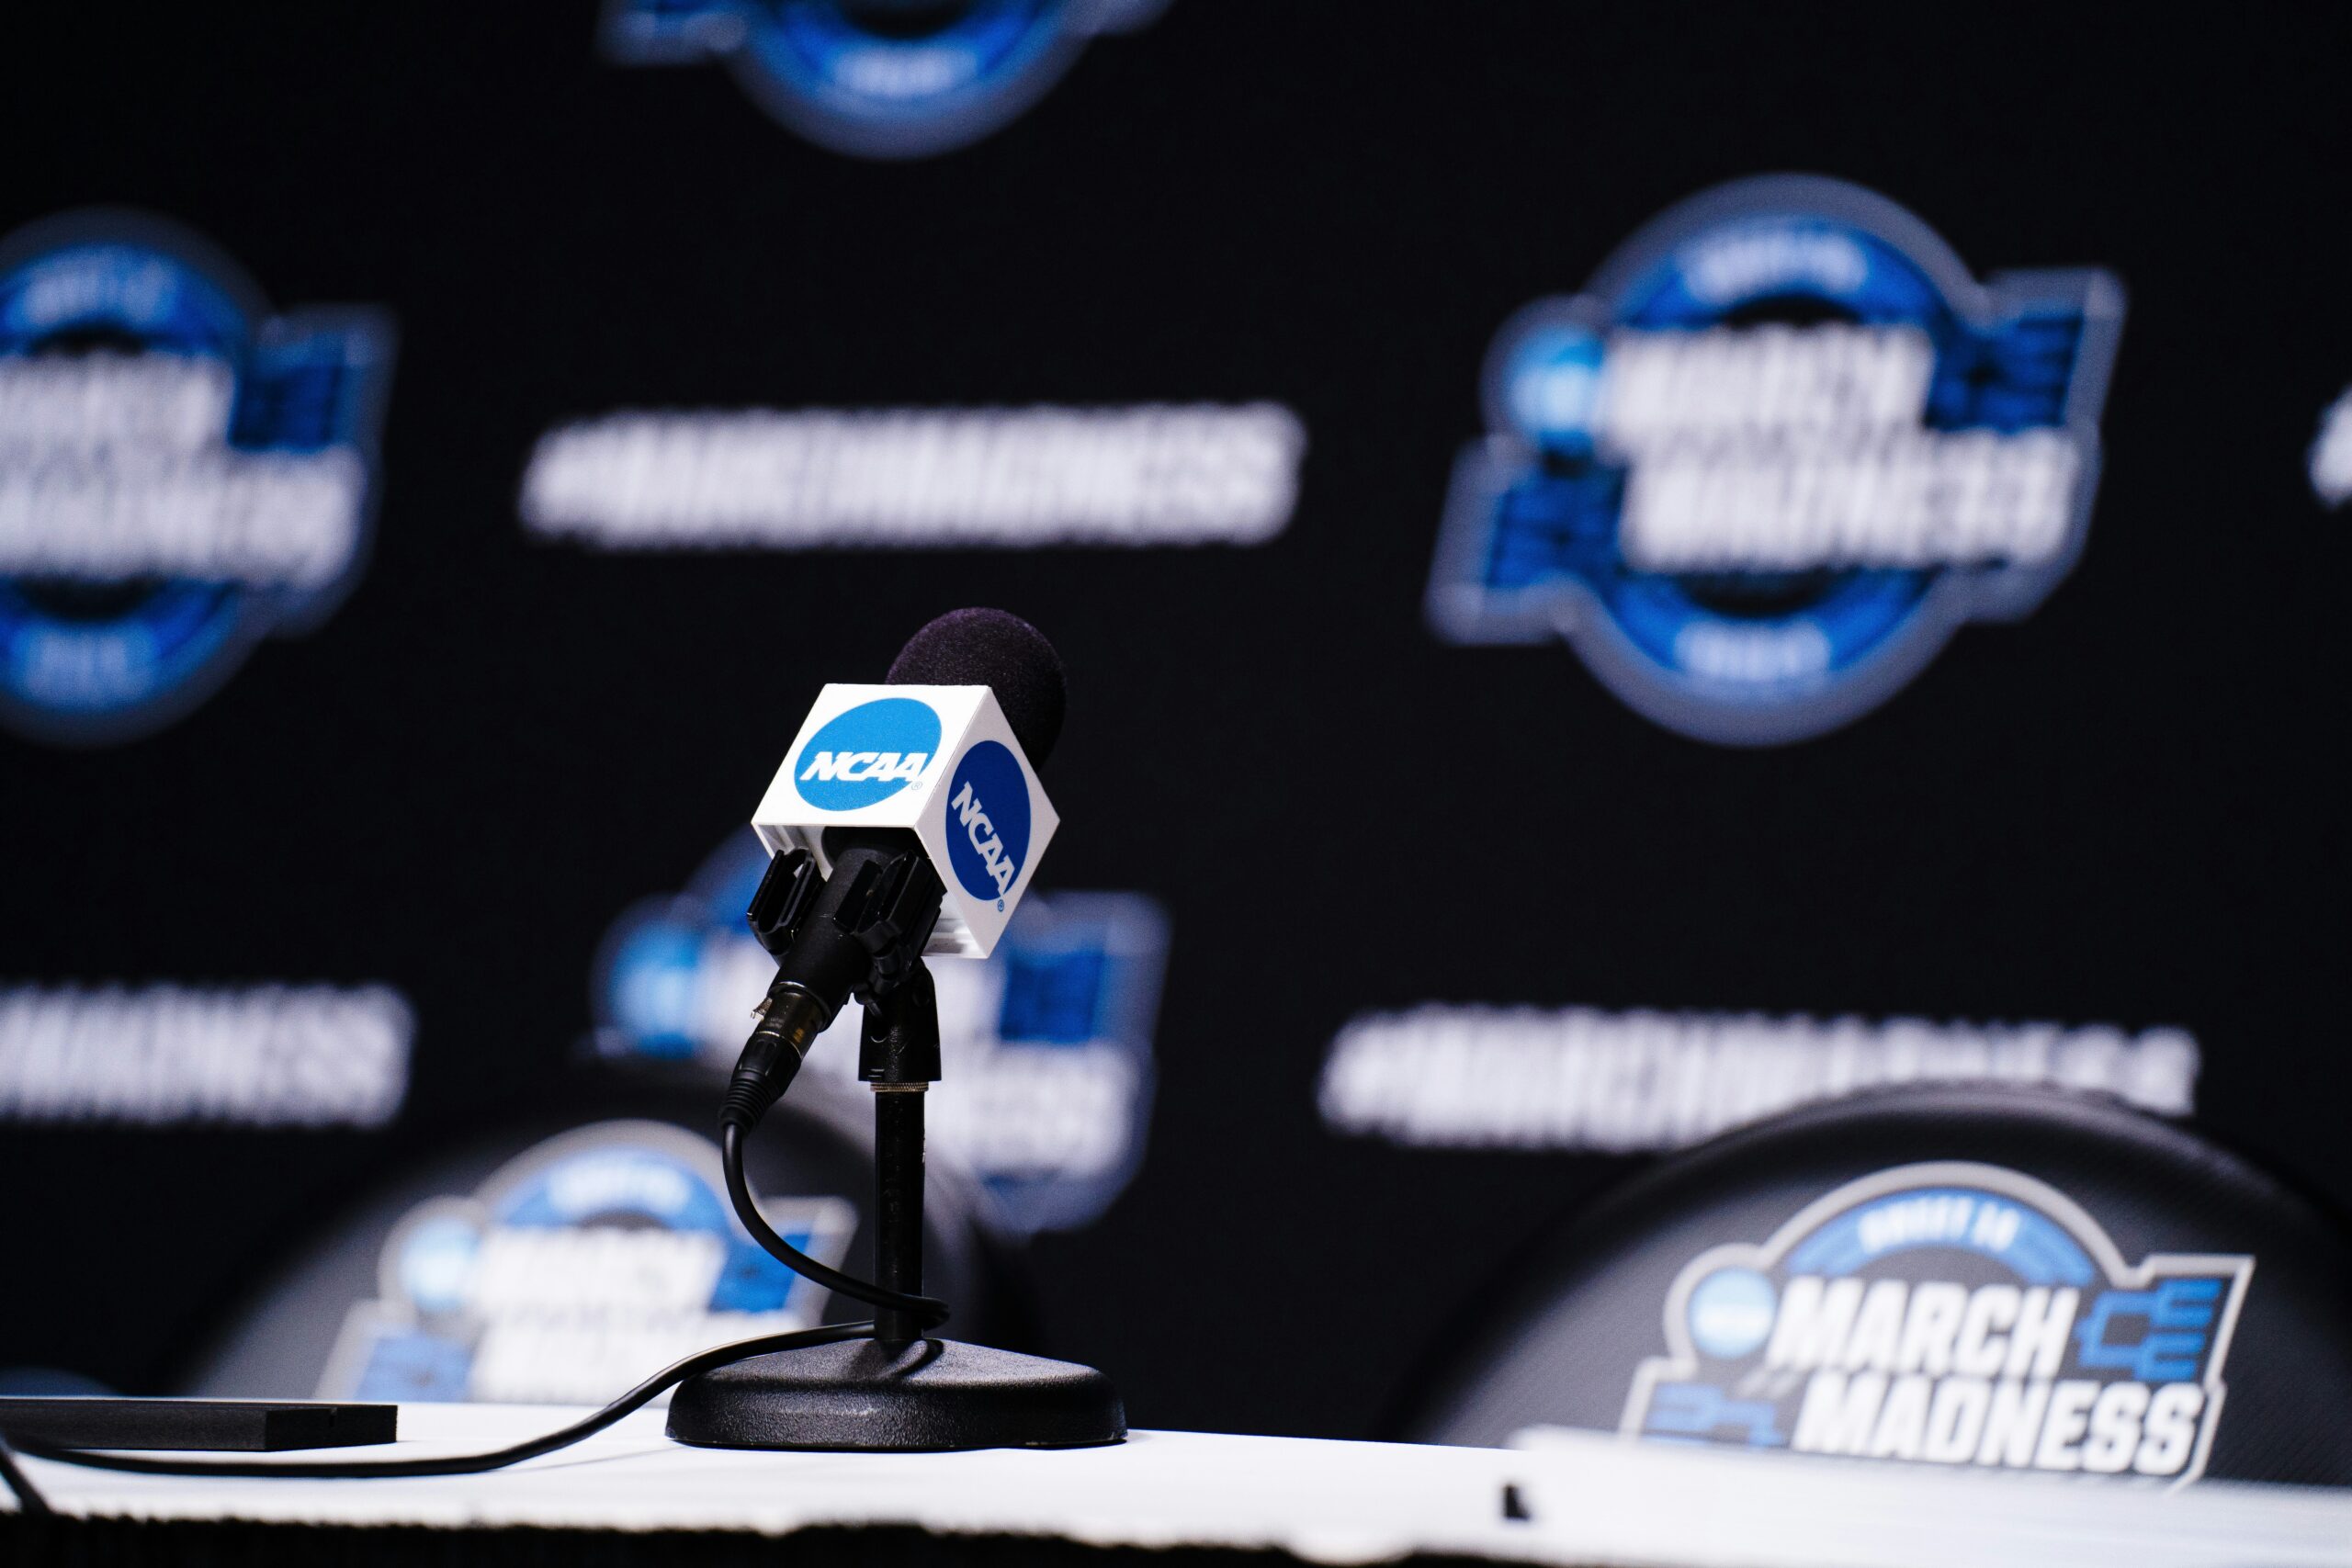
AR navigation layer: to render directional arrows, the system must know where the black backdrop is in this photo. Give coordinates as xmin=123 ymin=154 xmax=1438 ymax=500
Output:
xmin=3 ymin=2 xmax=2349 ymax=1440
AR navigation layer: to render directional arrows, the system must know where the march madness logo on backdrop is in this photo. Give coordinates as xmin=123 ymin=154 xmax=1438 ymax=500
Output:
xmin=1428 ymin=175 xmax=2122 ymax=745
xmin=601 ymin=0 xmax=1168 ymax=159
xmin=1620 ymin=1162 xmax=2251 ymax=1485
xmin=0 ymin=210 xmax=393 ymax=745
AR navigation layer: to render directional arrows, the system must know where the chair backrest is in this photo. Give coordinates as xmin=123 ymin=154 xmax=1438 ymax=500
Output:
xmin=1402 ymin=1084 xmax=2352 ymax=1488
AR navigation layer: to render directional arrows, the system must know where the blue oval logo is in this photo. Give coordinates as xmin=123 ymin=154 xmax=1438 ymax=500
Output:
xmin=944 ymin=740 xmax=1032 ymax=904
xmin=793 ymin=697 xmax=942 ymax=810
xmin=1688 ymin=1267 xmax=1777 ymax=1359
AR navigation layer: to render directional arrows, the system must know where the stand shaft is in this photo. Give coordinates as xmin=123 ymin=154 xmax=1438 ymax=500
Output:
xmin=873 ymin=1088 xmax=926 ymax=1345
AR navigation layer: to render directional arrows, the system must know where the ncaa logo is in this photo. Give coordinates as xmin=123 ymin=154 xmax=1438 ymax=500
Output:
xmin=0 ymin=210 xmax=394 ymax=745
xmin=946 ymin=739 xmax=1030 ymax=904
xmin=600 ymin=0 xmax=1169 ymax=160
xmin=794 ymin=694 xmax=941 ymax=808
xmin=1428 ymin=175 xmax=2123 ymax=745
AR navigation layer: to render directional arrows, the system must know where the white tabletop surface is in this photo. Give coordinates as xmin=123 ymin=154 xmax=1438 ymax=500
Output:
xmin=12 ymin=1404 xmax=2352 ymax=1567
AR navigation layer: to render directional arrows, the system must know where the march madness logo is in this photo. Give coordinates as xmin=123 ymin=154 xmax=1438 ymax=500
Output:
xmin=1620 ymin=1163 xmax=2251 ymax=1485
xmin=1429 ymin=175 xmax=2123 ymax=745
xmin=321 ymin=1122 xmax=855 ymax=1405
xmin=601 ymin=0 xmax=1168 ymax=159
xmin=0 ymin=210 xmax=394 ymax=745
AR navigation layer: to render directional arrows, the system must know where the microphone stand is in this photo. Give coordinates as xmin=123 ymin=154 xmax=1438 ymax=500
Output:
xmin=863 ymin=969 xmax=938 ymax=1349
xmin=666 ymin=955 xmax=1125 ymax=1451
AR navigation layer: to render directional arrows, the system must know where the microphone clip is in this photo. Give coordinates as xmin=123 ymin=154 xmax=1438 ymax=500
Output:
xmin=729 ymin=840 xmax=944 ymax=1129
xmin=748 ymin=840 xmax=942 ymax=1002
xmin=745 ymin=846 xmax=822 ymax=959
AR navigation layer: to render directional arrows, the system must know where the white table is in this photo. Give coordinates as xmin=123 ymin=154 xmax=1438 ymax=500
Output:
xmin=12 ymin=1404 xmax=2352 ymax=1566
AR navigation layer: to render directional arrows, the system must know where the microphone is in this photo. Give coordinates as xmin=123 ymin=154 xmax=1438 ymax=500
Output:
xmin=671 ymin=605 xmax=1121 ymax=1449
xmin=887 ymin=605 xmax=1066 ymax=764
xmin=724 ymin=609 xmax=1065 ymax=1130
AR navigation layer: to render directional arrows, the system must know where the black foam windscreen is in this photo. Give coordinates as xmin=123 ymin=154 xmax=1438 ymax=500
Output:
xmin=886 ymin=608 xmax=1067 ymax=766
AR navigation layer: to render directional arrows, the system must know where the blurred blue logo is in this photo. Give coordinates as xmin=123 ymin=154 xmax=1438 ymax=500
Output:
xmin=1428 ymin=175 xmax=2123 ymax=746
xmin=1623 ymin=1163 xmax=2249 ymax=1485
xmin=593 ymin=831 xmax=1168 ymax=1231
xmin=325 ymin=1122 xmax=855 ymax=1405
xmin=0 ymin=211 xmax=394 ymax=745
xmin=794 ymin=695 xmax=941 ymax=809
xmin=601 ymin=0 xmax=1169 ymax=160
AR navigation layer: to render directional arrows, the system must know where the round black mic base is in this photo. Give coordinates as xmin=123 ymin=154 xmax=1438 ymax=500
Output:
xmin=664 ymin=1337 xmax=1125 ymax=1452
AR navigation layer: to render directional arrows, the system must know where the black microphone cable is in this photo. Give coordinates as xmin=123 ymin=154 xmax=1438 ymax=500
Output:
xmin=0 ymin=1321 xmax=873 ymax=1484
xmin=0 ymin=1077 xmax=951 ymax=1488
xmin=720 ymin=1122 xmax=949 ymax=1331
